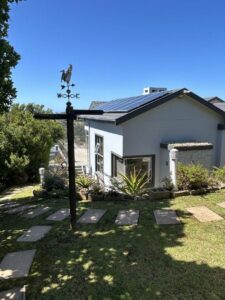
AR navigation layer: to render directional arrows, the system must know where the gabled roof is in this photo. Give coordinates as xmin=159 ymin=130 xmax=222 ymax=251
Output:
xmin=80 ymin=88 xmax=225 ymax=125
xmin=89 ymin=101 xmax=107 ymax=110
xmin=205 ymin=96 xmax=224 ymax=103
xmin=213 ymin=103 xmax=225 ymax=112
xmin=95 ymin=89 xmax=177 ymax=112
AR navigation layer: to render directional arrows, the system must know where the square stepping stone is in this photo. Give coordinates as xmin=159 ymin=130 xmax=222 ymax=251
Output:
xmin=0 ymin=249 xmax=36 ymax=279
xmin=0 ymin=202 xmax=20 ymax=210
xmin=154 ymin=210 xmax=181 ymax=225
xmin=0 ymin=286 xmax=26 ymax=299
xmin=78 ymin=209 xmax=106 ymax=224
xmin=23 ymin=206 xmax=51 ymax=218
xmin=217 ymin=202 xmax=225 ymax=209
xmin=186 ymin=206 xmax=223 ymax=222
xmin=17 ymin=226 xmax=52 ymax=242
xmin=5 ymin=205 xmax=37 ymax=214
xmin=46 ymin=208 xmax=70 ymax=221
xmin=115 ymin=209 xmax=139 ymax=225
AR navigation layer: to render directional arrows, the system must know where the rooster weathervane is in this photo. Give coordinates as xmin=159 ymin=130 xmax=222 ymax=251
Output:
xmin=57 ymin=64 xmax=80 ymax=103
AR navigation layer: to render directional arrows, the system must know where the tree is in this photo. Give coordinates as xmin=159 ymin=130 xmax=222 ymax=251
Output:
xmin=0 ymin=103 xmax=64 ymax=187
xmin=0 ymin=0 xmax=23 ymax=113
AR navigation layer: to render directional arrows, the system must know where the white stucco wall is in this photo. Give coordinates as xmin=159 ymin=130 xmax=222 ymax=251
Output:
xmin=86 ymin=120 xmax=123 ymax=186
xmin=217 ymin=130 xmax=225 ymax=167
xmin=122 ymin=95 xmax=224 ymax=186
xmin=177 ymin=149 xmax=213 ymax=169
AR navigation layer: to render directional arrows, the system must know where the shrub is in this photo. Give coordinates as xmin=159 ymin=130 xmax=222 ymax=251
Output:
xmin=212 ymin=166 xmax=225 ymax=184
xmin=76 ymin=175 xmax=94 ymax=191
xmin=5 ymin=153 xmax=30 ymax=184
xmin=111 ymin=168 xmax=149 ymax=198
xmin=177 ymin=163 xmax=209 ymax=190
xmin=43 ymin=175 xmax=65 ymax=192
xmin=161 ymin=177 xmax=174 ymax=191
xmin=90 ymin=183 xmax=103 ymax=194
xmin=0 ymin=104 xmax=64 ymax=186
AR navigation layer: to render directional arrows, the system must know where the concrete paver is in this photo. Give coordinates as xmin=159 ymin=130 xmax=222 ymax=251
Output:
xmin=0 ymin=250 xmax=36 ymax=279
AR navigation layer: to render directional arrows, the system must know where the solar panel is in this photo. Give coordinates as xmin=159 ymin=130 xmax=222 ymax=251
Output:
xmin=95 ymin=90 xmax=174 ymax=112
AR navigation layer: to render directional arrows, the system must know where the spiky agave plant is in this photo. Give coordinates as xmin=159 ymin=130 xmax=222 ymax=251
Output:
xmin=115 ymin=168 xmax=149 ymax=197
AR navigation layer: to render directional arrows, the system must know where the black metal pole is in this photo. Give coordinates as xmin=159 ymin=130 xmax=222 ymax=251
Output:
xmin=66 ymin=101 xmax=76 ymax=229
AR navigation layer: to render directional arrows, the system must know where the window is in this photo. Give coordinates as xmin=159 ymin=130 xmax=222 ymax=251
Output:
xmin=111 ymin=154 xmax=155 ymax=186
xmin=112 ymin=154 xmax=124 ymax=178
xmin=95 ymin=135 xmax=104 ymax=173
xmin=124 ymin=156 xmax=154 ymax=186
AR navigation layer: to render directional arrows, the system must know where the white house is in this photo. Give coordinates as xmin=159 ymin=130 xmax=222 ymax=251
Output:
xmin=81 ymin=88 xmax=225 ymax=187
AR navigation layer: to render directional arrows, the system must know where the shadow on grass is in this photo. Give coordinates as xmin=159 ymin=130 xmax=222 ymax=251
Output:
xmin=1 ymin=194 xmax=225 ymax=299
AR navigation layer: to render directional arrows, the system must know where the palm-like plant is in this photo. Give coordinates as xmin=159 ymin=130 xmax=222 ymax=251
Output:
xmin=76 ymin=175 xmax=94 ymax=190
xmin=112 ymin=168 xmax=149 ymax=197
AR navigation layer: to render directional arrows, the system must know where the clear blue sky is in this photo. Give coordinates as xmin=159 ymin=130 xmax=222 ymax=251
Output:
xmin=9 ymin=0 xmax=225 ymax=112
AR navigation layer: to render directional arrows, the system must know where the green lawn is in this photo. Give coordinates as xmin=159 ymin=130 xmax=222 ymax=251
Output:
xmin=1 ymin=188 xmax=225 ymax=299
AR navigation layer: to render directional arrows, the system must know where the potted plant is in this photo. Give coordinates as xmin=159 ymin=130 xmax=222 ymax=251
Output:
xmin=149 ymin=176 xmax=174 ymax=200
xmin=76 ymin=175 xmax=94 ymax=200
xmin=88 ymin=183 xmax=104 ymax=201
xmin=149 ymin=187 xmax=172 ymax=200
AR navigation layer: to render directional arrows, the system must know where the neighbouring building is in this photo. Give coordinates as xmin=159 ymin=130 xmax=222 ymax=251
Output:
xmin=81 ymin=88 xmax=225 ymax=187
xmin=205 ymin=96 xmax=224 ymax=104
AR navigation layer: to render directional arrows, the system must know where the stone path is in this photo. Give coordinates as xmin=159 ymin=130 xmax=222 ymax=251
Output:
xmin=186 ymin=206 xmax=223 ymax=222
xmin=5 ymin=205 xmax=37 ymax=214
xmin=217 ymin=202 xmax=225 ymax=209
xmin=0 ymin=286 xmax=26 ymax=300
xmin=115 ymin=209 xmax=139 ymax=225
xmin=46 ymin=208 xmax=70 ymax=221
xmin=17 ymin=226 xmax=52 ymax=242
xmin=0 ymin=202 xmax=20 ymax=210
xmin=78 ymin=209 xmax=107 ymax=224
xmin=154 ymin=209 xmax=181 ymax=225
xmin=23 ymin=206 xmax=51 ymax=218
xmin=0 ymin=250 xmax=36 ymax=279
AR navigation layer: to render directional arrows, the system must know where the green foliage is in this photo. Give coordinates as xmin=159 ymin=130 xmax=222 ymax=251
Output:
xmin=0 ymin=103 xmax=64 ymax=185
xmin=91 ymin=182 xmax=103 ymax=194
xmin=161 ymin=177 xmax=174 ymax=191
xmin=211 ymin=166 xmax=225 ymax=184
xmin=76 ymin=175 xmax=94 ymax=190
xmin=111 ymin=168 xmax=149 ymax=197
xmin=43 ymin=175 xmax=65 ymax=192
xmin=6 ymin=153 xmax=29 ymax=172
xmin=0 ymin=0 xmax=23 ymax=113
xmin=177 ymin=163 xmax=209 ymax=190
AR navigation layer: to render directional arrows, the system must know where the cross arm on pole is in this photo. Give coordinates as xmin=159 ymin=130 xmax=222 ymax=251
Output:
xmin=34 ymin=113 xmax=67 ymax=120
xmin=34 ymin=110 xmax=104 ymax=120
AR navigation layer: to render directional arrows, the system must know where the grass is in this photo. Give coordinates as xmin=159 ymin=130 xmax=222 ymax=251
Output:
xmin=0 ymin=187 xmax=225 ymax=299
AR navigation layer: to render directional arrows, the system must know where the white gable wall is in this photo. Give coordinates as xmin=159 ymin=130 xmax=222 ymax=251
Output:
xmin=87 ymin=120 xmax=123 ymax=186
xmin=122 ymin=95 xmax=224 ymax=186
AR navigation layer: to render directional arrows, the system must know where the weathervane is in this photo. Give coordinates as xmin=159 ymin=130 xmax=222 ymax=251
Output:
xmin=57 ymin=64 xmax=80 ymax=103
xmin=34 ymin=66 xmax=103 ymax=230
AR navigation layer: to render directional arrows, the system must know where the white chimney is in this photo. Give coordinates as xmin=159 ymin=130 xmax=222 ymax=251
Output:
xmin=143 ymin=87 xmax=167 ymax=95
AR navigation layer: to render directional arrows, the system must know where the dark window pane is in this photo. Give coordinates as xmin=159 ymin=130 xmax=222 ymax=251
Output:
xmin=95 ymin=135 xmax=104 ymax=173
xmin=112 ymin=154 xmax=124 ymax=178
xmin=125 ymin=157 xmax=153 ymax=185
